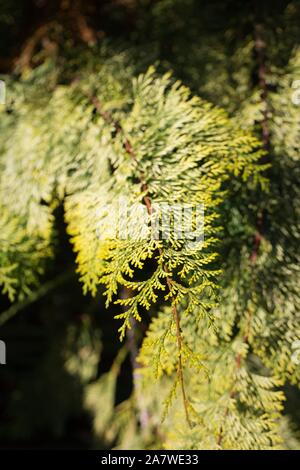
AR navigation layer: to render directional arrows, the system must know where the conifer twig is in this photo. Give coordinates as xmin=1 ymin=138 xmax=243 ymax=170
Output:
xmin=0 ymin=270 xmax=74 ymax=327
xmin=89 ymin=94 xmax=192 ymax=428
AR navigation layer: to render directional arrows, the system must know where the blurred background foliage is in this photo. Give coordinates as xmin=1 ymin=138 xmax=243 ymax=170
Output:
xmin=0 ymin=0 xmax=299 ymax=449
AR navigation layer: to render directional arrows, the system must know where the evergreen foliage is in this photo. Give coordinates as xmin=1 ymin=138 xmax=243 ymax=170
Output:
xmin=0 ymin=0 xmax=299 ymax=450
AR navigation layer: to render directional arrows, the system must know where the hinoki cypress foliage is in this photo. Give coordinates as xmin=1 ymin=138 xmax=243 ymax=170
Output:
xmin=0 ymin=0 xmax=299 ymax=450
xmin=0 ymin=48 xmax=267 ymax=445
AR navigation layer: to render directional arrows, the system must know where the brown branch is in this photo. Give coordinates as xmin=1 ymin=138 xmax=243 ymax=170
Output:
xmin=120 ymin=286 xmax=150 ymax=432
xmin=16 ymin=22 xmax=56 ymax=70
xmin=70 ymin=0 xmax=97 ymax=44
xmin=89 ymin=94 xmax=192 ymax=428
xmin=250 ymin=210 xmax=263 ymax=263
xmin=250 ymin=22 xmax=271 ymax=262
xmin=8 ymin=0 xmax=100 ymax=73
